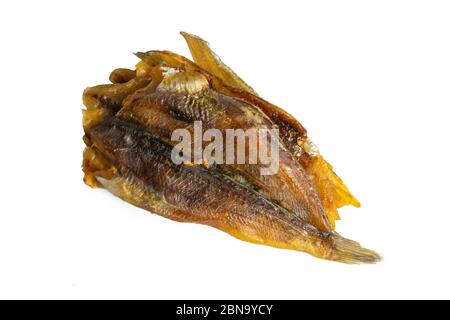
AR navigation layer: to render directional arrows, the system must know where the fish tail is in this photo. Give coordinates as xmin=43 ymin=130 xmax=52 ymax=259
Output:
xmin=329 ymin=233 xmax=382 ymax=264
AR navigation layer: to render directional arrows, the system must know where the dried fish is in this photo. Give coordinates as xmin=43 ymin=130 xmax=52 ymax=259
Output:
xmin=82 ymin=32 xmax=380 ymax=263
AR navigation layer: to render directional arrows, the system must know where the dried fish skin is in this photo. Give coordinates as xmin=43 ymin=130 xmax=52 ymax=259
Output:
xmin=88 ymin=117 xmax=378 ymax=263
xmin=116 ymin=70 xmax=332 ymax=232
xmin=180 ymin=32 xmax=361 ymax=227
xmin=82 ymin=33 xmax=380 ymax=263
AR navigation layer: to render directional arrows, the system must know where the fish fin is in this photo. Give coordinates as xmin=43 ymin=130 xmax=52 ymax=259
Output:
xmin=301 ymin=154 xmax=361 ymax=229
xmin=180 ymin=31 xmax=258 ymax=96
xmin=331 ymin=233 xmax=381 ymax=264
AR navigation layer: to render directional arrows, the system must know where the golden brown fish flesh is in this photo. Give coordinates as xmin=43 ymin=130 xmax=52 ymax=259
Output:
xmin=82 ymin=32 xmax=380 ymax=263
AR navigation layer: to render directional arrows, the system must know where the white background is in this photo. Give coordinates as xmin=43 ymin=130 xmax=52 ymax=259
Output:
xmin=0 ymin=0 xmax=449 ymax=300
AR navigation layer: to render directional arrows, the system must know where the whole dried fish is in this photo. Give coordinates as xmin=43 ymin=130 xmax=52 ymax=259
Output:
xmin=82 ymin=32 xmax=380 ymax=263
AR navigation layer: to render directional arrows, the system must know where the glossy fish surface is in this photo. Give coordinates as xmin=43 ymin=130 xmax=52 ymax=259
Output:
xmin=82 ymin=32 xmax=380 ymax=263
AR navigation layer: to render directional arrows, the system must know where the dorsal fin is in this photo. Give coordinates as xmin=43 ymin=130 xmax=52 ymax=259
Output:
xmin=180 ymin=32 xmax=258 ymax=96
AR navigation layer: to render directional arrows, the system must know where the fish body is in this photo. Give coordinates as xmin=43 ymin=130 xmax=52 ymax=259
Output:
xmin=82 ymin=32 xmax=380 ymax=263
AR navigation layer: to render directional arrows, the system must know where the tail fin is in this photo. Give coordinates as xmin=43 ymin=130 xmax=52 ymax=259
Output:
xmin=330 ymin=233 xmax=382 ymax=264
